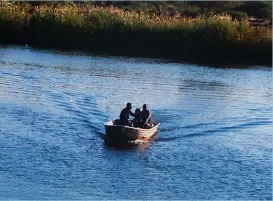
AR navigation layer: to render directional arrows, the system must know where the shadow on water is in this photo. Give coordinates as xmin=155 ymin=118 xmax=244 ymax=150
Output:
xmin=103 ymin=140 xmax=155 ymax=152
xmin=99 ymin=132 xmax=156 ymax=151
xmin=103 ymin=140 xmax=138 ymax=151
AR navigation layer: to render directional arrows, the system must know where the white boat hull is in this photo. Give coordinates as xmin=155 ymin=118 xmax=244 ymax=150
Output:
xmin=104 ymin=120 xmax=160 ymax=141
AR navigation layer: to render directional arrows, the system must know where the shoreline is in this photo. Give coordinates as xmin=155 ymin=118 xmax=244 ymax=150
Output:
xmin=0 ymin=2 xmax=271 ymax=67
xmin=0 ymin=43 xmax=271 ymax=69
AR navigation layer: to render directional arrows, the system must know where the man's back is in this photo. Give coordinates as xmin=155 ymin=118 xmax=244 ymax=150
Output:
xmin=120 ymin=107 xmax=129 ymax=121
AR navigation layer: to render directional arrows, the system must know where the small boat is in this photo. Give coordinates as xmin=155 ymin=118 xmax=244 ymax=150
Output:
xmin=104 ymin=120 xmax=160 ymax=142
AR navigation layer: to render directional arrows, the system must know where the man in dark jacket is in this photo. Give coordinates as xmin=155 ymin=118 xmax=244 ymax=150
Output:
xmin=141 ymin=104 xmax=153 ymax=128
xmin=119 ymin=102 xmax=135 ymax=126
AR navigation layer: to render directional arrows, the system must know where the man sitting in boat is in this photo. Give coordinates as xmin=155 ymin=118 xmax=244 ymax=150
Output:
xmin=141 ymin=104 xmax=154 ymax=129
xmin=119 ymin=102 xmax=135 ymax=126
xmin=132 ymin=108 xmax=142 ymax=128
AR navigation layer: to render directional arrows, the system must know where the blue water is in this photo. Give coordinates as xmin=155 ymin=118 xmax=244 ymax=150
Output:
xmin=0 ymin=45 xmax=272 ymax=199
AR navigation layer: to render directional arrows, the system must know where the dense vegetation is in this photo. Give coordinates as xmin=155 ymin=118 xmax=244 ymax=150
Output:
xmin=24 ymin=1 xmax=273 ymax=20
xmin=0 ymin=1 xmax=271 ymax=66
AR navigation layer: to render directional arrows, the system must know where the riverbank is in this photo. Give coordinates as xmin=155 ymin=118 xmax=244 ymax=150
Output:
xmin=0 ymin=2 xmax=271 ymax=66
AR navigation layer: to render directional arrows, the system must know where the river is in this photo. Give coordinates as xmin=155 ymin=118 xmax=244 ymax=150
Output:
xmin=0 ymin=45 xmax=272 ymax=199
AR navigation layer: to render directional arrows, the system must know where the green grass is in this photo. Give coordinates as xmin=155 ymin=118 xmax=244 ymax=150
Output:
xmin=0 ymin=2 xmax=271 ymax=66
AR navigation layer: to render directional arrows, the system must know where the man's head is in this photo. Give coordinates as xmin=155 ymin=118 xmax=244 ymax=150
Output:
xmin=143 ymin=104 xmax=147 ymax=110
xmin=135 ymin=108 xmax=141 ymax=115
xmin=126 ymin=102 xmax=132 ymax=110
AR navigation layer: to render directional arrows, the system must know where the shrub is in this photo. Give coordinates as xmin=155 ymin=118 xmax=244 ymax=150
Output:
xmin=228 ymin=11 xmax=248 ymax=21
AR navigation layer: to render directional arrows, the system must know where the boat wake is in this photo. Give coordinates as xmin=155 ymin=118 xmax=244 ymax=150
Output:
xmin=128 ymin=139 xmax=149 ymax=144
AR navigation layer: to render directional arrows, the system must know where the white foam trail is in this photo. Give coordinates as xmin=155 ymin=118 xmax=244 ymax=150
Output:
xmin=128 ymin=139 xmax=148 ymax=144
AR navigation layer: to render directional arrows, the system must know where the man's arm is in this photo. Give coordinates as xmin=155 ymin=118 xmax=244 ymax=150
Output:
xmin=129 ymin=110 xmax=135 ymax=117
xmin=145 ymin=111 xmax=151 ymax=123
xmin=143 ymin=111 xmax=151 ymax=126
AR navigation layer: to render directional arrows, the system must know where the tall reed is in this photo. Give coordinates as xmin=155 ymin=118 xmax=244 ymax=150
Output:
xmin=0 ymin=2 xmax=271 ymax=66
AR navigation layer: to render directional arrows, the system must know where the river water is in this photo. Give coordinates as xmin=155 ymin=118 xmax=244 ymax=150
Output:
xmin=0 ymin=45 xmax=272 ymax=200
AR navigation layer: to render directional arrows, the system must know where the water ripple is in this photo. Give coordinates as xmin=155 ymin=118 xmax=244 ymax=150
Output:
xmin=0 ymin=46 xmax=271 ymax=200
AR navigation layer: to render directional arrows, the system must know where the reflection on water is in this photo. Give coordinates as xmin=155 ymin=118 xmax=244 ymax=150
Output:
xmin=0 ymin=45 xmax=272 ymax=200
xmin=103 ymin=139 xmax=154 ymax=153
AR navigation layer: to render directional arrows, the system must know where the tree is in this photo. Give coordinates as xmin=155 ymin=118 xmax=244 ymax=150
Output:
xmin=240 ymin=1 xmax=272 ymax=19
